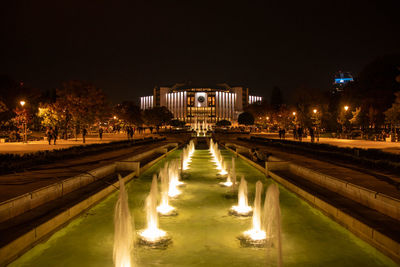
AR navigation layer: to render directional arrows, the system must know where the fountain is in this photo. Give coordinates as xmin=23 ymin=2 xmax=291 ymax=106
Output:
xmin=230 ymin=176 xmax=252 ymax=216
xmin=168 ymin=160 xmax=184 ymax=197
xmin=219 ymin=173 xmax=233 ymax=187
xmin=113 ymin=175 xmax=134 ymax=267
xmin=182 ymin=140 xmax=195 ymax=170
xmin=238 ymin=181 xmax=266 ymax=247
xmin=219 ymin=160 xmax=228 ymax=175
xmin=138 ymin=175 xmax=171 ymax=248
xmin=209 ymin=139 xmax=228 ymax=176
xmin=157 ymin=166 xmax=177 ymax=216
xmin=263 ymin=183 xmax=283 ymax=267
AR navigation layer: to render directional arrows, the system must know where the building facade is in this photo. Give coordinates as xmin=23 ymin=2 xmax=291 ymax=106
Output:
xmin=332 ymin=71 xmax=354 ymax=94
xmin=140 ymin=83 xmax=262 ymax=124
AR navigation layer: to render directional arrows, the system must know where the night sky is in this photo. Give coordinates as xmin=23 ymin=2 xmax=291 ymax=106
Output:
xmin=1 ymin=1 xmax=399 ymax=103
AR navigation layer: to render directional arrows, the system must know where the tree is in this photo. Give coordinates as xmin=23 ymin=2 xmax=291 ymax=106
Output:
xmin=55 ymin=81 xmax=110 ymax=140
xmin=215 ymin=119 xmax=231 ymax=127
xmin=238 ymin=112 xmax=254 ymax=125
xmin=114 ymin=101 xmax=143 ymax=127
xmin=169 ymin=119 xmax=186 ymax=128
xmin=343 ymin=54 xmax=400 ymax=128
xmin=0 ymin=100 xmax=7 ymax=114
xmin=37 ymin=104 xmax=61 ymax=128
xmin=143 ymin=107 xmax=173 ymax=126
xmin=384 ymin=91 xmax=400 ymax=139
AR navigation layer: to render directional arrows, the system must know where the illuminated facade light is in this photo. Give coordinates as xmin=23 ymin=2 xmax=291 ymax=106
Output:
xmin=140 ymin=84 xmax=262 ymax=124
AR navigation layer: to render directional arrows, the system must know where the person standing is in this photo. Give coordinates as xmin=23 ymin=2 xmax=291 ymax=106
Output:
xmin=309 ymin=127 xmax=315 ymax=143
xmin=46 ymin=127 xmax=53 ymax=145
xmin=99 ymin=127 xmax=103 ymax=141
xmin=82 ymin=128 xmax=87 ymax=143
xmin=126 ymin=126 xmax=131 ymax=140
xmin=298 ymin=127 xmax=303 ymax=142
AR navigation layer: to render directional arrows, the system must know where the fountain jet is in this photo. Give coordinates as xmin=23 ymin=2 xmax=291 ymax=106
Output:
xmin=230 ymin=176 xmax=252 ymax=216
xmin=220 ymin=173 xmax=233 ymax=187
xmin=239 ymin=181 xmax=266 ymax=246
xmin=113 ymin=175 xmax=134 ymax=267
xmin=168 ymin=160 xmax=183 ymax=197
xmin=182 ymin=140 xmax=195 ymax=170
xmin=263 ymin=183 xmax=283 ymax=267
xmin=139 ymin=175 xmax=171 ymax=247
xmin=157 ymin=166 xmax=176 ymax=216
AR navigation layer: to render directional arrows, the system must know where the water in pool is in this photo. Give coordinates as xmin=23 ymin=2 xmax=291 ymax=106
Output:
xmin=10 ymin=149 xmax=397 ymax=267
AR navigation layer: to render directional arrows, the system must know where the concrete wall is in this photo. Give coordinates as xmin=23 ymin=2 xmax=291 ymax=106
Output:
xmin=288 ymin=163 xmax=400 ymax=221
xmin=0 ymin=143 xmax=179 ymax=266
xmin=0 ymin=171 xmax=136 ymax=267
xmin=0 ymin=144 xmax=177 ymax=223
xmin=223 ymin=142 xmax=400 ymax=263
xmin=269 ymin=170 xmax=400 ymax=263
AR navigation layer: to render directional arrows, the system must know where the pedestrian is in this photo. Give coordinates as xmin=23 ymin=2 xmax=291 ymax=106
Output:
xmin=149 ymin=126 xmax=153 ymax=134
xmin=82 ymin=127 xmax=87 ymax=143
xmin=126 ymin=126 xmax=130 ymax=140
xmin=46 ymin=127 xmax=53 ymax=145
xmin=298 ymin=127 xmax=303 ymax=142
xmin=293 ymin=126 xmax=298 ymax=140
xmin=129 ymin=126 xmax=134 ymax=140
xmin=282 ymin=128 xmax=286 ymax=140
xmin=53 ymin=126 xmax=58 ymax=145
xmin=309 ymin=127 xmax=315 ymax=143
xmin=99 ymin=127 xmax=103 ymax=141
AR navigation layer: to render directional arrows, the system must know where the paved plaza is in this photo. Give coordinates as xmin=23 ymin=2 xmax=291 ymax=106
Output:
xmin=254 ymin=132 xmax=400 ymax=154
xmin=0 ymin=133 xmax=154 ymax=154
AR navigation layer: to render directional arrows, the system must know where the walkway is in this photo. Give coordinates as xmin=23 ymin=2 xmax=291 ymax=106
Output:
xmin=217 ymin=134 xmax=400 ymax=200
xmin=0 ymin=133 xmax=155 ymax=155
xmin=253 ymin=132 xmax=400 ymax=154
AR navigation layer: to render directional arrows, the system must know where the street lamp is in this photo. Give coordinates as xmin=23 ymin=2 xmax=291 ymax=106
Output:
xmin=313 ymin=109 xmax=317 ymax=114
xmin=20 ymin=100 xmax=27 ymax=143
xmin=344 ymin=105 xmax=349 ymax=111
xmin=292 ymin=112 xmax=296 ymax=116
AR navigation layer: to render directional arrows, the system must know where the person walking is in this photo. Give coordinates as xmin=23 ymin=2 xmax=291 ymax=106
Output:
xmin=99 ymin=127 xmax=103 ymax=141
xmin=53 ymin=126 xmax=58 ymax=145
xmin=82 ymin=127 xmax=87 ymax=143
xmin=129 ymin=126 xmax=134 ymax=140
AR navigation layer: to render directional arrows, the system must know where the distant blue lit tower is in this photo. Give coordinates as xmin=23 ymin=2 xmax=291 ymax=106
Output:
xmin=332 ymin=71 xmax=353 ymax=94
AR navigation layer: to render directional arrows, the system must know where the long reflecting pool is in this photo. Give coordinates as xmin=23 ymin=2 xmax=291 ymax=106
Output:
xmin=10 ymin=149 xmax=397 ymax=266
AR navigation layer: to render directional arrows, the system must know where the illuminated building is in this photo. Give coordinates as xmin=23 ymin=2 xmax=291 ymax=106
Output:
xmin=332 ymin=71 xmax=354 ymax=94
xmin=140 ymin=83 xmax=262 ymax=124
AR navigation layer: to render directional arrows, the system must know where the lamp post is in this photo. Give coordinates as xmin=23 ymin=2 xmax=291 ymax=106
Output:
xmin=20 ymin=101 xmax=27 ymax=143
xmin=312 ymin=109 xmax=319 ymax=142
xmin=342 ymin=105 xmax=349 ymax=138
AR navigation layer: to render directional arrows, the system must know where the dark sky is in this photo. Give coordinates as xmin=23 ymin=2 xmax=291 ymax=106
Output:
xmin=1 ymin=1 xmax=399 ymax=103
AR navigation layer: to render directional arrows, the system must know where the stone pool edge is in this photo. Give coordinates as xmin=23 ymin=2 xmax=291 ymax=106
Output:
xmin=0 ymin=144 xmax=180 ymax=267
xmin=223 ymin=144 xmax=400 ymax=264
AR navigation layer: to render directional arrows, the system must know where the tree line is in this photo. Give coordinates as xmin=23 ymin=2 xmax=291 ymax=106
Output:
xmin=240 ymin=55 xmax=400 ymax=139
xmin=0 ymin=79 xmax=173 ymax=140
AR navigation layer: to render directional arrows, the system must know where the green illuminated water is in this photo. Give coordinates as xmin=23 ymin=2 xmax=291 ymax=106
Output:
xmin=10 ymin=149 xmax=396 ymax=267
